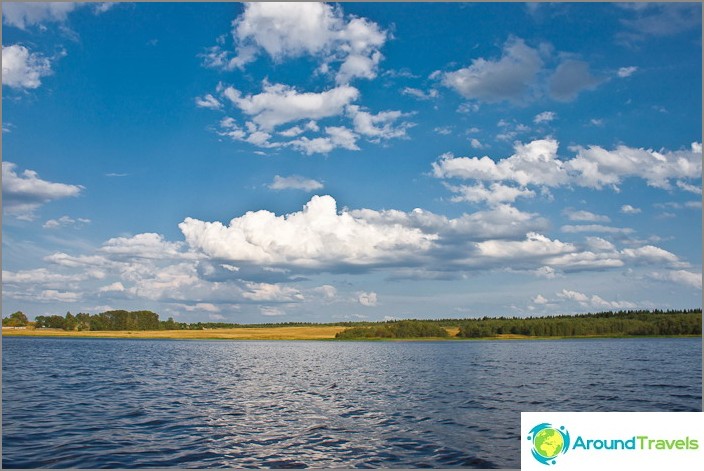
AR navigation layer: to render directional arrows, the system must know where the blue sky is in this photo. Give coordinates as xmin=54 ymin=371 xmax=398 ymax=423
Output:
xmin=2 ymin=2 xmax=702 ymax=323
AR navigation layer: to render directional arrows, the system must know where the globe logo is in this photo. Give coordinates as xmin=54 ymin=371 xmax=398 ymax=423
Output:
xmin=527 ymin=423 xmax=571 ymax=465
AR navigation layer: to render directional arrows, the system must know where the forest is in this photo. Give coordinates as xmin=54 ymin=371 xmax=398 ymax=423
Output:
xmin=455 ymin=309 xmax=702 ymax=338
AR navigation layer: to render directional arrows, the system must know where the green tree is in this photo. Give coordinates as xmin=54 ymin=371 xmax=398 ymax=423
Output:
xmin=2 ymin=311 xmax=29 ymax=327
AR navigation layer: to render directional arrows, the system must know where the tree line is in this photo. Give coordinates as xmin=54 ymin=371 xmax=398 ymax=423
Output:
xmin=335 ymin=320 xmax=450 ymax=339
xmin=2 ymin=308 xmax=701 ymax=336
xmin=456 ymin=309 xmax=702 ymax=338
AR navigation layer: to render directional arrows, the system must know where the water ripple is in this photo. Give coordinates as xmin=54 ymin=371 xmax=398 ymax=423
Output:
xmin=3 ymin=337 xmax=701 ymax=468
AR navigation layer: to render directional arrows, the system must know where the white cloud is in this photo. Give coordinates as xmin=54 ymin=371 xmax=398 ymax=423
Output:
xmin=2 ymin=268 xmax=101 ymax=286
xmin=179 ymin=195 xmax=437 ymax=271
xmin=99 ymin=233 xmax=188 ymax=260
xmin=99 ymin=282 xmax=126 ymax=293
xmin=242 ymin=282 xmax=304 ymax=302
xmin=469 ymin=138 xmax=484 ymax=149
xmin=532 ymin=294 xmax=549 ymax=304
xmin=2 ymin=162 xmax=83 ymax=220
xmin=288 ymin=126 xmax=360 ymax=155
xmin=279 ymin=126 xmax=305 ymax=137
xmin=2 ymin=45 xmax=52 ymax=89
xmin=43 ymin=216 xmax=91 ymax=229
xmin=357 ymin=291 xmax=378 ymax=306
xmin=676 ymin=180 xmax=702 ymax=195
xmin=446 ymin=182 xmax=535 ymax=206
xmin=567 ymin=142 xmax=702 ymax=189
xmin=556 ymin=289 xmax=636 ymax=310
xmin=174 ymin=302 xmax=222 ymax=313
xmin=260 ymin=306 xmax=285 ymax=317
xmin=347 ymin=105 xmax=413 ymax=141
xmin=561 ymin=224 xmax=633 ymax=234
xmin=621 ymin=245 xmax=682 ymax=266
xmin=433 ymin=139 xmax=567 ymax=187
xmin=649 ymin=270 xmax=702 ymax=290
xmin=223 ymin=82 xmax=359 ymax=131
xmin=269 ymin=175 xmax=324 ymax=192
xmin=195 ymin=94 xmax=223 ymax=110
xmin=313 ymin=284 xmax=337 ymax=300
xmin=620 ymin=204 xmax=642 ymax=214
xmin=442 ymin=37 xmax=543 ymax=103
xmin=533 ymin=111 xmax=556 ymax=124
xmin=476 ymin=232 xmax=574 ymax=259
xmin=433 ymin=139 xmax=702 ymax=192
xmin=2 ymin=2 xmax=78 ymax=29
xmin=617 ymin=66 xmax=638 ymax=78
xmin=402 ymin=87 xmax=439 ymax=100
xmin=434 ymin=126 xmax=454 ymax=135
xmin=563 ymin=209 xmax=610 ymax=222
xmin=39 ymin=289 xmax=81 ymax=303
xmin=226 ymin=2 xmax=387 ymax=84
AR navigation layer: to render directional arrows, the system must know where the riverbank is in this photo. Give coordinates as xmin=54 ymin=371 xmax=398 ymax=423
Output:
xmin=3 ymin=326 xmax=699 ymax=341
xmin=1 ymin=326 xmax=348 ymax=340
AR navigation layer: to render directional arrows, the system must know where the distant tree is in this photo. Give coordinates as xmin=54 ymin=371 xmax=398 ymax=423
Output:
xmin=64 ymin=312 xmax=77 ymax=331
xmin=75 ymin=313 xmax=91 ymax=331
xmin=2 ymin=311 xmax=29 ymax=327
xmin=43 ymin=315 xmax=67 ymax=330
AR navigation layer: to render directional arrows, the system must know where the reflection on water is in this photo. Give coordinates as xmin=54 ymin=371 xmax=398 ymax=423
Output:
xmin=2 ymin=337 xmax=701 ymax=468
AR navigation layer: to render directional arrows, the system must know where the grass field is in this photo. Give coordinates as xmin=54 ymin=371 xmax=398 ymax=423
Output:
xmin=2 ymin=326 xmax=462 ymax=340
xmin=4 ymin=327 xmax=696 ymax=341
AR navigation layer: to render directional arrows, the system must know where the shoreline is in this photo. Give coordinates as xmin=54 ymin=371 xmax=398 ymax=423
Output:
xmin=2 ymin=327 xmax=700 ymax=341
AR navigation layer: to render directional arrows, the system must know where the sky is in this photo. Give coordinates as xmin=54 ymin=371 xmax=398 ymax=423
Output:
xmin=1 ymin=2 xmax=702 ymax=324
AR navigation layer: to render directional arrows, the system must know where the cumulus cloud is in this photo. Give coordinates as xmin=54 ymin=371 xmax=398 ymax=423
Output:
xmin=476 ymin=232 xmax=574 ymax=260
xmin=269 ymin=175 xmax=324 ymax=192
xmin=433 ymin=139 xmax=566 ymax=187
xmin=557 ymin=289 xmax=636 ymax=310
xmin=222 ymin=82 xmax=359 ymax=131
xmin=288 ymin=126 xmax=360 ymax=155
xmin=2 ymin=45 xmax=52 ymax=89
xmin=441 ymin=37 xmax=543 ymax=103
xmin=432 ymin=139 xmax=702 ymax=193
xmin=445 ymin=182 xmax=535 ymax=206
xmin=195 ymin=94 xmax=223 ymax=110
xmin=402 ymin=87 xmax=439 ymax=100
xmin=347 ymin=105 xmax=414 ymax=141
xmin=179 ymin=195 xmax=437 ymax=271
xmin=220 ymin=2 xmax=387 ymax=84
xmin=357 ymin=291 xmax=378 ymax=306
xmin=532 ymin=294 xmax=549 ymax=304
xmin=567 ymin=142 xmax=702 ymax=189
xmin=563 ymin=209 xmax=610 ymax=223
xmin=2 ymin=162 xmax=83 ymax=220
xmin=99 ymin=233 xmax=189 ymax=260
xmin=2 ymin=2 xmax=79 ymax=29
xmin=534 ymin=111 xmax=556 ymax=124
xmin=548 ymin=60 xmax=603 ymax=102
xmin=242 ymin=282 xmax=304 ymax=302
xmin=99 ymin=282 xmax=126 ymax=293
xmin=676 ymin=180 xmax=702 ymax=195
xmin=649 ymin=270 xmax=702 ymax=290
xmin=620 ymin=204 xmax=642 ymax=214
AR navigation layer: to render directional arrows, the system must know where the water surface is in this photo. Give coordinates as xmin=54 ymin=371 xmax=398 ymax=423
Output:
xmin=2 ymin=337 xmax=701 ymax=468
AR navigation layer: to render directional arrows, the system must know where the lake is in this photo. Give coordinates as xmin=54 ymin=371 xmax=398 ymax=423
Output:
xmin=2 ymin=337 xmax=701 ymax=468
